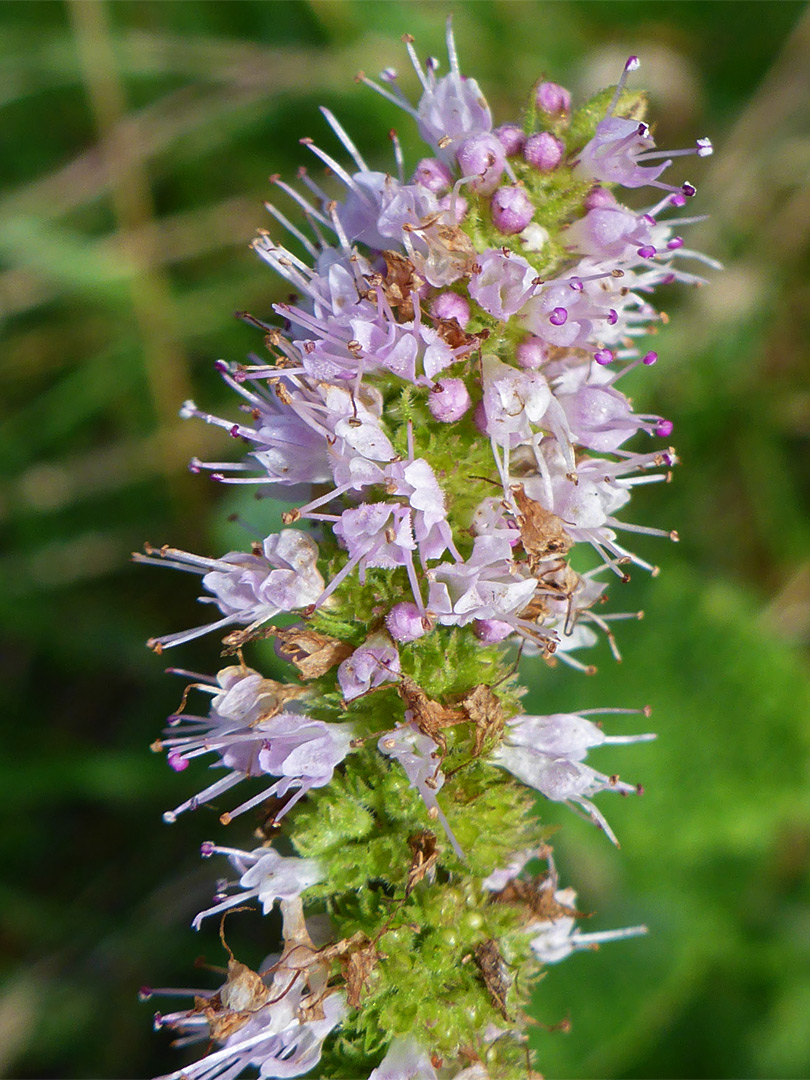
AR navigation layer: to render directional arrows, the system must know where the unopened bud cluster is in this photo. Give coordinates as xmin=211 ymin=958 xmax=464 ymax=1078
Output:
xmin=137 ymin=23 xmax=714 ymax=1080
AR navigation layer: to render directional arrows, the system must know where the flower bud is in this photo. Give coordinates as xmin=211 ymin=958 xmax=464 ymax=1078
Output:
xmin=456 ymin=133 xmax=506 ymax=194
xmin=494 ymin=123 xmax=526 ymax=156
xmin=515 ymin=335 xmax=549 ymax=369
xmin=474 ymin=618 xmax=513 ymax=644
xmin=524 ymin=131 xmax=565 ymax=172
xmin=535 ymin=80 xmax=572 ymax=116
xmin=413 ymin=156 xmax=453 ymax=193
xmin=428 ymin=378 xmax=472 ymax=423
xmin=386 ymin=602 xmax=430 ymax=643
xmin=430 ymin=291 xmax=470 ymax=327
xmin=438 ymin=191 xmax=469 ymax=222
xmin=584 ymin=185 xmax=617 ymax=210
xmin=491 ymin=185 xmax=534 ymax=235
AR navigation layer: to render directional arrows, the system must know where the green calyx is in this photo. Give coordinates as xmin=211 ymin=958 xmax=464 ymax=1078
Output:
xmin=281 ymin=619 xmax=548 ymax=1075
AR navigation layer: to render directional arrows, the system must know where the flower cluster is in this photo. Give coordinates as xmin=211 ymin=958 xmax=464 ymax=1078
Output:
xmin=140 ymin=21 xmax=712 ymax=1080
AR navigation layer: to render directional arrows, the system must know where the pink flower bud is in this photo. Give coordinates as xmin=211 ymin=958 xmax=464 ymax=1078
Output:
xmin=456 ymin=133 xmax=506 ymax=194
xmin=430 ymin=292 xmax=470 ymax=327
xmin=584 ymin=186 xmax=617 ymax=210
xmin=491 ymin=185 xmax=534 ymax=235
xmin=474 ymin=619 xmax=513 ymax=644
xmin=516 ymin=335 xmax=549 ymax=369
xmin=428 ymin=378 xmax=472 ymax=423
xmin=438 ymin=191 xmax=469 ymax=222
xmin=494 ymin=123 xmax=526 ymax=156
xmin=535 ymin=80 xmax=572 ymax=116
xmin=413 ymin=157 xmax=453 ymax=193
xmin=524 ymin=132 xmax=565 ymax=172
xmin=386 ymin=602 xmax=430 ymax=643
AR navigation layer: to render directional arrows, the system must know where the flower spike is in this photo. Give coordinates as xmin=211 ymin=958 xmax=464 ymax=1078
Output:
xmin=141 ymin=27 xmax=713 ymax=1080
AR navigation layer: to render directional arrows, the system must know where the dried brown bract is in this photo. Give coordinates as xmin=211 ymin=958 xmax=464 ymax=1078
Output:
xmin=494 ymin=876 xmax=586 ymax=923
xmin=512 ymin=484 xmax=572 ymax=570
xmin=459 ymin=684 xmax=506 ymax=756
xmin=340 ymin=943 xmax=380 ymax=1009
xmin=406 ymin=830 xmax=439 ymax=895
xmin=374 ymin=250 xmax=427 ymax=320
xmin=397 ymin=676 xmax=466 ymax=757
xmin=220 ymin=624 xmax=276 ymax=653
xmin=431 ymin=314 xmax=482 ymax=353
xmin=272 ymin=627 xmax=354 ymax=680
xmin=199 ymin=957 xmax=271 ymax=1041
xmin=473 ymin=939 xmax=512 ymax=1021
xmin=397 ymin=677 xmax=507 ymax=763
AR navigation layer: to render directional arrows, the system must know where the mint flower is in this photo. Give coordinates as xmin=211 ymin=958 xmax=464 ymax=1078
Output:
xmin=377 ymin=720 xmax=464 ymax=860
xmin=527 ymin=880 xmax=647 ymax=964
xmin=135 ymin=531 xmax=323 ymax=650
xmin=193 ymin=844 xmax=323 ymax=930
xmin=152 ymin=967 xmax=345 ymax=1080
xmin=156 ymin=672 xmax=354 ymax=826
xmin=491 ymin=710 xmax=656 ymax=846
xmin=577 ymin=56 xmax=713 ymax=193
xmin=360 ymin=23 xmax=492 ymax=163
xmin=338 ymin=633 xmax=401 ymax=700
xmin=140 ymin=21 xmax=713 ymax=1079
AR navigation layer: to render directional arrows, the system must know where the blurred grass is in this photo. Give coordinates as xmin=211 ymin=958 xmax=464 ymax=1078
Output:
xmin=1 ymin=1 xmax=809 ymax=1078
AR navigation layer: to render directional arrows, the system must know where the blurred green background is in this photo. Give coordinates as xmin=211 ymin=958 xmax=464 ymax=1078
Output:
xmin=2 ymin=1 xmax=809 ymax=1077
